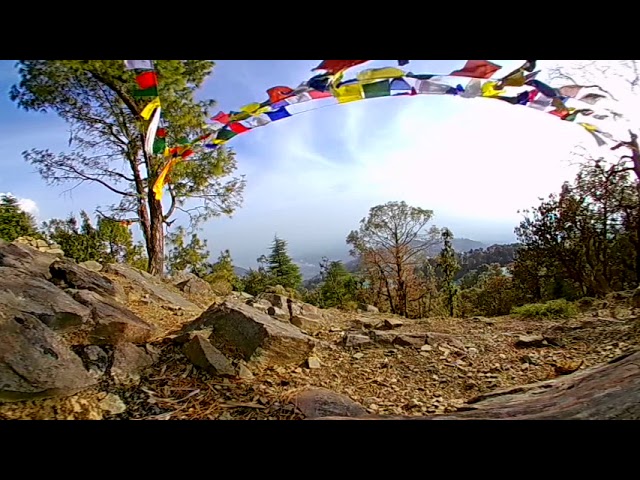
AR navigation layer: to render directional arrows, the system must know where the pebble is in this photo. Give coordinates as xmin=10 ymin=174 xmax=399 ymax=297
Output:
xmin=353 ymin=353 xmax=365 ymax=359
xmin=467 ymin=347 xmax=479 ymax=357
xmin=421 ymin=345 xmax=433 ymax=351
xmin=499 ymin=354 xmax=507 ymax=360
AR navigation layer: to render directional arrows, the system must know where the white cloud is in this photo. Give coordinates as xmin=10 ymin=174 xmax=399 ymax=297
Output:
xmin=0 ymin=192 xmax=39 ymax=217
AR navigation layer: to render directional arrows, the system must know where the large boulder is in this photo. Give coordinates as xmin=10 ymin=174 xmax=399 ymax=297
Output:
xmin=50 ymin=259 xmax=125 ymax=302
xmin=183 ymin=334 xmax=236 ymax=377
xmin=181 ymin=300 xmax=315 ymax=366
xmin=110 ymin=342 xmax=155 ymax=385
xmin=0 ymin=267 xmax=91 ymax=331
xmin=0 ymin=309 xmax=97 ymax=402
xmin=69 ymin=289 xmax=156 ymax=345
xmin=0 ymin=241 xmax=59 ymax=279
xmin=103 ymin=263 xmax=199 ymax=312
xmin=287 ymin=387 xmax=367 ymax=419
xmin=175 ymin=276 xmax=212 ymax=296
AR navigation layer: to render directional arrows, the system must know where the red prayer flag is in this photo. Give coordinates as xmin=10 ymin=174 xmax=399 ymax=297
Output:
xmin=450 ymin=60 xmax=501 ymax=79
xmin=211 ymin=111 xmax=231 ymax=125
xmin=135 ymin=71 xmax=158 ymax=90
xmin=312 ymin=60 xmax=369 ymax=74
xmin=308 ymin=90 xmax=333 ymax=99
xmin=267 ymin=86 xmax=295 ymax=104
xmin=229 ymin=122 xmax=250 ymax=134
xmin=156 ymin=128 xmax=167 ymax=138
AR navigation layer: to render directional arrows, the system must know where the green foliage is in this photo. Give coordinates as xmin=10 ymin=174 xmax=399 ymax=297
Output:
xmin=316 ymin=257 xmax=358 ymax=309
xmin=165 ymin=227 xmax=210 ymax=277
xmin=457 ymin=264 xmax=518 ymax=317
xmin=513 ymin=158 xmax=639 ymax=300
xmin=264 ymin=236 xmax=303 ymax=291
xmin=10 ymin=60 xmax=246 ymax=275
xmin=511 ymin=299 xmax=579 ymax=319
xmin=437 ymin=228 xmax=460 ymax=317
xmin=0 ymin=194 xmax=39 ymax=242
xmin=347 ymin=201 xmax=441 ymax=318
xmin=204 ymin=249 xmax=240 ymax=291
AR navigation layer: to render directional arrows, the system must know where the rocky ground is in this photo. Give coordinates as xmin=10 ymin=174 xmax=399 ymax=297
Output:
xmin=1 ymin=238 xmax=639 ymax=420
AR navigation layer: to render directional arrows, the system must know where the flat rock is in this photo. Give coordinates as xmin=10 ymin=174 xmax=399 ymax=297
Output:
xmin=344 ymin=333 xmax=373 ymax=348
xmin=384 ymin=318 xmax=404 ymax=330
xmin=426 ymin=332 xmax=465 ymax=350
xmin=394 ymin=334 xmax=427 ymax=348
xmin=356 ymin=317 xmax=383 ymax=329
xmin=111 ymin=342 xmax=155 ymax=385
xmin=0 ymin=309 xmax=97 ymax=402
xmin=69 ymin=289 xmax=156 ymax=345
xmin=298 ymin=302 xmax=323 ymax=320
xmin=0 ymin=267 xmax=91 ymax=331
xmin=99 ymin=393 xmax=127 ymax=415
xmin=79 ymin=260 xmax=103 ymax=272
xmin=289 ymin=387 xmax=367 ymax=419
xmin=183 ymin=334 xmax=236 ymax=377
xmin=267 ymin=305 xmax=290 ymax=321
xmin=515 ymin=335 xmax=547 ymax=348
xmin=102 ymin=263 xmax=199 ymax=312
xmin=0 ymin=241 xmax=58 ymax=279
xmin=50 ymin=259 xmax=125 ymax=302
xmin=291 ymin=315 xmax=322 ymax=334
xmin=259 ymin=293 xmax=290 ymax=311
xmin=307 ymin=356 xmax=322 ymax=369
xmin=369 ymin=330 xmax=397 ymax=345
xmin=237 ymin=362 xmax=254 ymax=380
xmin=181 ymin=301 xmax=315 ymax=366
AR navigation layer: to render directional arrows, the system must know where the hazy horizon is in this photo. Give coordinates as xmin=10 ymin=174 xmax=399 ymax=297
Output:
xmin=1 ymin=59 xmax=591 ymax=269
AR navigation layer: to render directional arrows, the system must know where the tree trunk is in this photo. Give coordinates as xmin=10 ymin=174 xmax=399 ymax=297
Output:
xmin=318 ymin=348 xmax=640 ymax=420
xmin=147 ymin=193 xmax=165 ymax=276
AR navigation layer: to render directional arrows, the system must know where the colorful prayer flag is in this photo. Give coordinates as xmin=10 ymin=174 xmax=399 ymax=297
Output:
xmin=153 ymin=137 xmax=167 ymax=155
xmin=357 ymin=67 xmax=405 ymax=83
xmin=145 ymin=107 xmax=162 ymax=156
xmin=450 ymin=60 xmax=501 ymax=79
xmin=140 ymin=97 xmax=161 ymax=120
xmin=363 ymin=80 xmax=391 ymax=99
xmin=266 ymin=107 xmax=292 ymax=121
xmin=267 ymin=86 xmax=295 ymax=104
xmin=124 ymin=60 xmax=153 ymax=70
xmin=153 ymin=157 xmax=180 ymax=201
xmin=580 ymin=93 xmax=607 ymax=105
xmin=390 ymin=78 xmax=412 ymax=91
xmin=229 ymin=122 xmax=250 ymax=134
xmin=211 ymin=111 xmax=231 ymax=125
xmin=133 ymin=87 xmax=158 ymax=98
xmin=135 ymin=71 xmax=158 ymax=90
xmin=416 ymin=79 xmax=455 ymax=95
xmin=333 ymin=83 xmax=364 ymax=103
xmin=398 ymin=60 xmax=410 ymax=66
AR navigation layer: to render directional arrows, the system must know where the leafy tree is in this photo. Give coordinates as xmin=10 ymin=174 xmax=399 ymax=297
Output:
xmin=264 ymin=236 xmax=303 ymax=291
xmin=43 ymin=211 xmax=103 ymax=262
xmin=166 ymin=227 xmax=210 ymax=277
xmin=97 ymin=217 xmax=135 ymax=263
xmin=0 ymin=194 xmax=39 ymax=241
xmin=347 ymin=201 xmax=440 ymax=317
xmin=10 ymin=60 xmax=246 ymax=275
xmin=317 ymin=257 xmax=358 ymax=308
xmin=205 ymin=249 xmax=240 ymax=290
xmin=437 ymin=228 xmax=460 ymax=317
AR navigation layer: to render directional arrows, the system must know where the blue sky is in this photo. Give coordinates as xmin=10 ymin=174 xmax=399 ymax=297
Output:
xmin=0 ymin=60 xmax=595 ymax=268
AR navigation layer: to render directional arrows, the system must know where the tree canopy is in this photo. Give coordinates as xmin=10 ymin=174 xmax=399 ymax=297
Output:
xmin=0 ymin=194 xmax=39 ymax=242
xmin=10 ymin=60 xmax=246 ymax=275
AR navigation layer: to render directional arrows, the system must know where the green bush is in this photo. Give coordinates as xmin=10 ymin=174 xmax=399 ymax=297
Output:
xmin=511 ymin=299 xmax=578 ymax=319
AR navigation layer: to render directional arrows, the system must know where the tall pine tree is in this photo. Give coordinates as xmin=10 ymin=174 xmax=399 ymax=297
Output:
xmin=437 ymin=228 xmax=460 ymax=317
xmin=265 ymin=236 xmax=302 ymax=290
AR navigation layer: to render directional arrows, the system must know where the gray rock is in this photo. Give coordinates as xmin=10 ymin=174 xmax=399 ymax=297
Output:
xmin=344 ymin=333 xmax=373 ymax=348
xmin=0 ymin=309 xmax=97 ymax=402
xmin=0 ymin=241 xmax=58 ymax=279
xmin=307 ymin=356 xmax=322 ymax=369
xmin=359 ymin=304 xmax=379 ymax=314
xmin=99 ymin=393 xmax=127 ymax=415
xmin=183 ymin=334 xmax=236 ymax=377
xmin=111 ymin=342 xmax=155 ymax=385
xmin=50 ymin=259 xmax=125 ymax=302
xmin=394 ymin=334 xmax=426 ymax=348
xmin=369 ymin=330 xmax=397 ymax=345
xmin=384 ymin=318 xmax=404 ymax=330
xmin=69 ymin=289 xmax=156 ymax=345
xmin=79 ymin=345 xmax=110 ymax=379
xmin=102 ymin=263 xmax=199 ymax=312
xmin=291 ymin=315 xmax=322 ymax=334
xmin=176 ymin=276 xmax=212 ymax=296
xmin=289 ymin=387 xmax=367 ymax=419
xmin=515 ymin=335 xmax=547 ymax=348
xmin=426 ymin=332 xmax=465 ymax=350
xmin=0 ymin=267 xmax=91 ymax=331
xmin=267 ymin=305 xmax=290 ymax=321
xmin=79 ymin=260 xmax=103 ymax=272
xmin=237 ymin=363 xmax=254 ymax=380
xmin=356 ymin=317 xmax=383 ymax=329
xmin=181 ymin=300 xmax=315 ymax=366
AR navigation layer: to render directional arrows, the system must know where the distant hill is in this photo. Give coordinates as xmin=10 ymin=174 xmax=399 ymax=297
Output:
xmin=233 ymin=266 xmax=250 ymax=278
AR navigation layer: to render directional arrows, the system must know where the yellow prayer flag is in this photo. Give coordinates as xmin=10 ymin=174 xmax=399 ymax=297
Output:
xmin=579 ymin=123 xmax=598 ymax=132
xmin=501 ymin=70 xmax=526 ymax=87
xmin=480 ymin=81 xmax=504 ymax=98
xmin=140 ymin=97 xmax=161 ymax=120
xmin=357 ymin=67 xmax=405 ymax=83
xmin=152 ymin=157 xmax=180 ymax=201
xmin=240 ymin=102 xmax=271 ymax=116
xmin=333 ymin=83 xmax=364 ymax=104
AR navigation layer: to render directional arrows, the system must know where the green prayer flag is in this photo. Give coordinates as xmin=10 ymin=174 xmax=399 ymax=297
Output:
xmin=133 ymin=86 xmax=158 ymax=98
xmin=363 ymin=80 xmax=391 ymax=99
xmin=152 ymin=137 xmax=166 ymax=155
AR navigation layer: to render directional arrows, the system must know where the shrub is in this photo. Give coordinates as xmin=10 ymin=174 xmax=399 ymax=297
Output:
xmin=511 ymin=299 xmax=578 ymax=319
